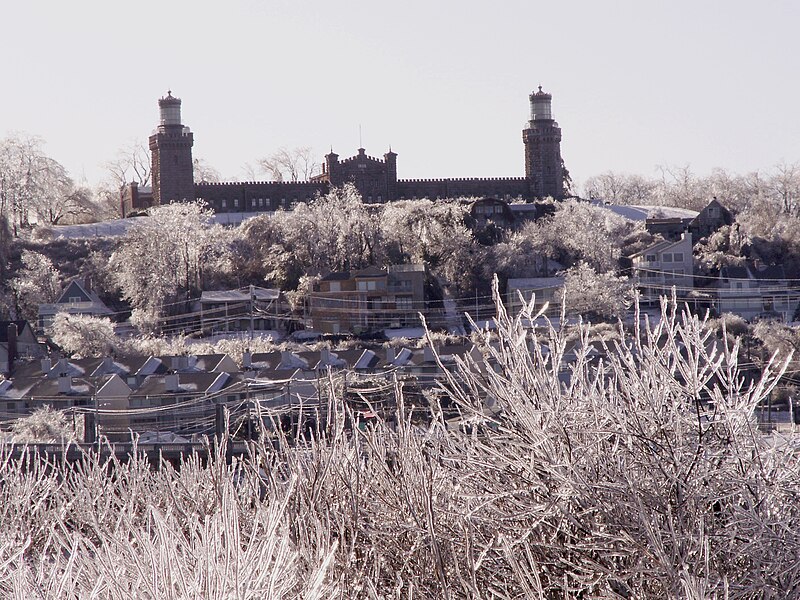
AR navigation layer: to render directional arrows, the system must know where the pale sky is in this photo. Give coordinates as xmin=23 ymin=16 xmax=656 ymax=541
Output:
xmin=2 ymin=0 xmax=798 ymax=193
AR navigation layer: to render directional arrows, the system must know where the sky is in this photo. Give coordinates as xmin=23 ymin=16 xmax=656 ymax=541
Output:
xmin=2 ymin=0 xmax=799 ymax=193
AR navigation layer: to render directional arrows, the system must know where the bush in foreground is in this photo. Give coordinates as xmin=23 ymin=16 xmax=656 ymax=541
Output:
xmin=0 ymin=291 xmax=797 ymax=598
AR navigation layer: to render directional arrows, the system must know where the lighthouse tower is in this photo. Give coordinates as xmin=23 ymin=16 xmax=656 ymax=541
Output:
xmin=522 ymin=86 xmax=563 ymax=199
xmin=149 ymin=91 xmax=195 ymax=204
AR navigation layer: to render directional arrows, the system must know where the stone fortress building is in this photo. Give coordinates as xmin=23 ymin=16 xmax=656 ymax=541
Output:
xmin=122 ymin=87 xmax=565 ymax=216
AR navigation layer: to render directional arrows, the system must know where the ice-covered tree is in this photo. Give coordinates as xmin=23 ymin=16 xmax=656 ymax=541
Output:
xmin=561 ymin=262 xmax=633 ymax=320
xmin=9 ymin=250 xmax=61 ymax=320
xmin=107 ymin=201 xmax=229 ymax=332
xmin=50 ymin=313 xmax=117 ymax=358
xmin=0 ymin=133 xmax=85 ymax=231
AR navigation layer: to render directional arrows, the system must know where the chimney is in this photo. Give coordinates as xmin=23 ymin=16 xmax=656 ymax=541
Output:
xmin=5 ymin=323 xmax=17 ymax=374
xmin=41 ymin=358 xmax=52 ymax=374
xmin=242 ymin=351 xmax=252 ymax=368
xmin=54 ymin=358 xmax=69 ymax=378
xmin=100 ymin=356 xmax=114 ymax=374
xmin=57 ymin=375 xmax=72 ymax=394
xmin=320 ymin=347 xmax=331 ymax=366
xmin=423 ymin=345 xmax=436 ymax=363
xmin=165 ymin=374 xmax=180 ymax=393
xmin=386 ymin=347 xmax=396 ymax=364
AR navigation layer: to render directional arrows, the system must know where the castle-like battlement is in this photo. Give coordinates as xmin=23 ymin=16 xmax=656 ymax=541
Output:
xmin=398 ymin=177 xmax=526 ymax=184
xmin=339 ymin=154 xmax=385 ymax=165
xmin=145 ymin=87 xmax=564 ymax=212
xmin=196 ymin=180 xmax=325 ymax=187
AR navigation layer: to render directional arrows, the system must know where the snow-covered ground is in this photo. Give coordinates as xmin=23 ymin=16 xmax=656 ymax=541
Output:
xmin=591 ymin=202 xmax=699 ymax=222
xmin=49 ymin=212 xmax=261 ymax=240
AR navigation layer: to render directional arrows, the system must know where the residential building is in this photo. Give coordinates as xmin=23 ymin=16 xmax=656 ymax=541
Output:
xmin=37 ymin=279 xmax=113 ymax=333
xmin=689 ymin=198 xmax=734 ymax=239
xmin=0 ymin=321 xmax=45 ymax=375
xmin=310 ymin=265 xmax=427 ymax=335
xmin=506 ymin=277 xmax=565 ymax=317
xmin=631 ymin=234 xmax=694 ymax=303
xmin=199 ymin=287 xmax=284 ymax=335
xmin=716 ymin=264 xmax=799 ymax=322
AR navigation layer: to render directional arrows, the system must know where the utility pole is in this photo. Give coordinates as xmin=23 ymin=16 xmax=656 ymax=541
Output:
xmin=249 ymin=284 xmax=255 ymax=341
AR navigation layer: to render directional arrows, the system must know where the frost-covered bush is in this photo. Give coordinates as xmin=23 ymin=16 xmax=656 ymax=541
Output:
xmin=50 ymin=312 xmax=116 ymax=357
xmin=0 ymin=290 xmax=798 ymax=598
xmin=7 ymin=406 xmax=81 ymax=443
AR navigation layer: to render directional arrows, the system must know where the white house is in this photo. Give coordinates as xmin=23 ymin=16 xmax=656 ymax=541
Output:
xmin=630 ymin=233 xmax=694 ymax=303
xmin=506 ymin=277 xmax=565 ymax=317
xmin=37 ymin=279 xmax=113 ymax=332
xmin=716 ymin=265 xmax=799 ymax=322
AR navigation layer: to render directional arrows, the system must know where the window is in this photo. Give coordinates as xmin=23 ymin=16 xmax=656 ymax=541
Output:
xmin=673 ymin=253 xmax=684 ymax=262
xmin=221 ymin=199 xmax=227 ymax=208
xmin=645 ymin=254 xmax=656 ymax=262
xmin=357 ymin=280 xmax=377 ymax=291
xmin=396 ymin=296 xmax=413 ymax=310
xmin=662 ymin=253 xmax=673 ymax=263
xmin=328 ymin=282 xmax=341 ymax=292
xmin=233 ymin=198 xmax=239 ymax=208
xmin=251 ymin=198 xmax=256 ymax=207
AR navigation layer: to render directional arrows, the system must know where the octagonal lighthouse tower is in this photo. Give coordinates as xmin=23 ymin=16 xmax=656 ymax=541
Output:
xmin=522 ymin=86 xmax=564 ymax=199
xmin=149 ymin=91 xmax=195 ymax=204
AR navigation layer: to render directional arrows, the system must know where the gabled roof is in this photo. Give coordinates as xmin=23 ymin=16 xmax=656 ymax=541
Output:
xmin=135 ymin=356 xmax=166 ymax=377
xmin=720 ymin=264 xmax=787 ymax=284
xmin=353 ymin=349 xmax=382 ymax=370
xmin=630 ymin=234 xmax=691 ymax=259
xmin=353 ymin=266 xmax=387 ymax=278
xmin=131 ymin=372 xmax=231 ymax=397
xmin=0 ymin=321 xmax=33 ymax=342
xmin=320 ymin=271 xmax=351 ymax=282
xmin=507 ymin=277 xmax=565 ymax=290
xmin=200 ymin=287 xmax=280 ymax=303
xmin=55 ymin=279 xmax=109 ymax=308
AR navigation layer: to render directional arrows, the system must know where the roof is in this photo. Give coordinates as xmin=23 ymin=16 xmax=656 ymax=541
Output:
xmin=353 ymin=266 xmax=387 ymax=278
xmin=131 ymin=372 xmax=231 ymax=397
xmin=507 ymin=277 xmax=565 ymax=290
xmin=630 ymin=234 xmax=692 ymax=259
xmin=0 ymin=321 xmax=31 ymax=342
xmin=320 ymin=271 xmax=351 ymax=282
xmin=593 ymin=203 xmax=699 ymax=222
xmin=720 ymin=264 xmax=787 ymax=283
xmin=200 ymin=287 xmax=280 ymax=303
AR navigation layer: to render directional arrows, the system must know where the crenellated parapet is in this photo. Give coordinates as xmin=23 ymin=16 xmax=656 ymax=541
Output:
xmin=145 ymin=85 xmax=566 ymax=214
xmin=195 ymin=180 xmax=328 ymax=213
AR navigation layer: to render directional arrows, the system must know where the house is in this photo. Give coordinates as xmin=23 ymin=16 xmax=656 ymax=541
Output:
xmin=506 ymin=277 xmax=565 ymax=317
xmin=161 ymin=354 xmax=240 ymax=374
xmin=470 ymin=198 xmax=515 ymax=229
xmin=468 ymin=198 xmax=555 ymax=234
xmin=37 ymin=279 xmax=113 ymax=333
xmin=645 ymin=217 xmax=694 ymax=241
xmin=0 ymin=321 xmax=45 ymax=375
xmin=716 ymin=264 xmax=799 ymax=322
xmin=128 ymin=371 xmax=235 ymax=434
xmin=310 ymin=264 xmax=427 ymax=335
xmin=630 ymin=233 xmax=694 ymax=303
xmin=689 ymin=198 xmax=734 ymax=239
xmin=199 ymin=287 xmax=284 ymax=336
xmin=641 ymin=199 xmax=732 ymax=242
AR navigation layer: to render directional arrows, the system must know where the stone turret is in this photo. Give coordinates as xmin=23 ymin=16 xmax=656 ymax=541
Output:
xmin=522 ymin=86 xmax=563 ymax=199
xmin=149 ymin=91 xmax=195 ymax=204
